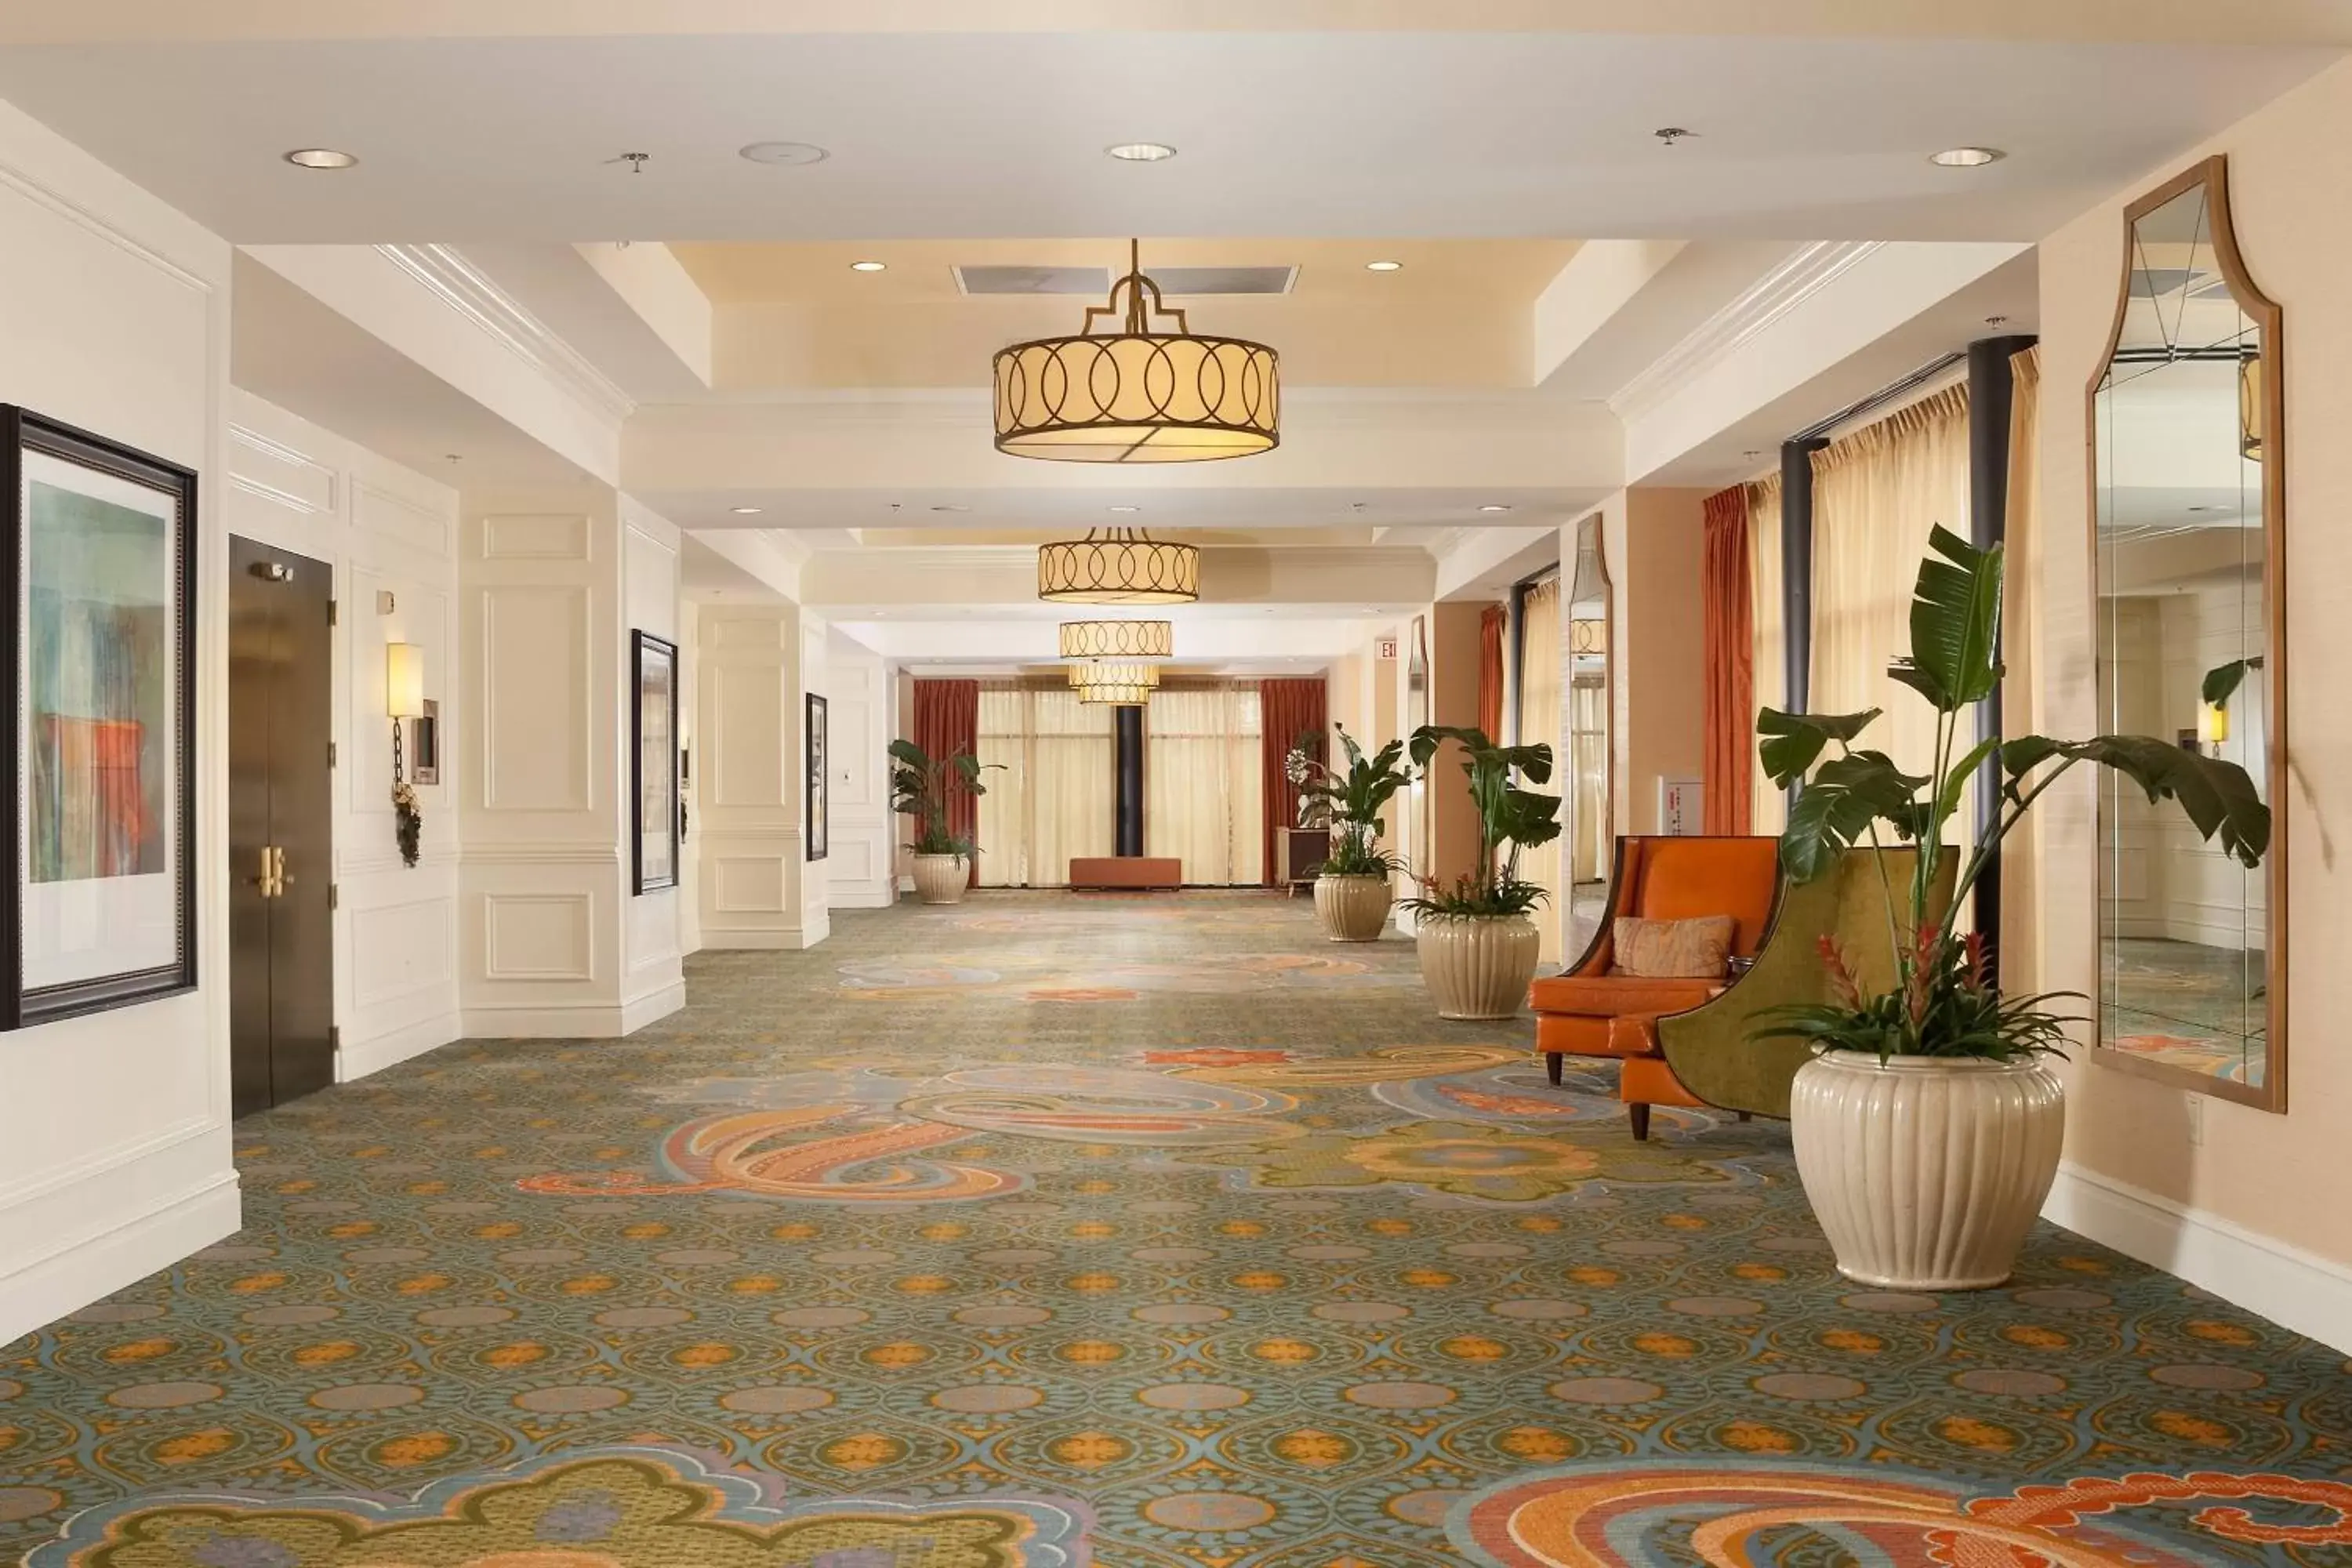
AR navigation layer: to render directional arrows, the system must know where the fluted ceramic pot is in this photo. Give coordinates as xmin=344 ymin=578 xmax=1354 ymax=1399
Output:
xmin=1313 ymin=873 xmax=1393 ymax=942
xmin=910 ymin=854 xmax=971 ymax=906
xmin=1414 ymin=914 xmax=1541 ymax=1020
xmin=1791 ymin=1052 xmax=2065 ymax=1290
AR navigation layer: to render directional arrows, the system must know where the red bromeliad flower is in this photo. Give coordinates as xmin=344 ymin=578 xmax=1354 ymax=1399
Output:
xmin=1817 ymin=935 xmax=1862 ymax=1010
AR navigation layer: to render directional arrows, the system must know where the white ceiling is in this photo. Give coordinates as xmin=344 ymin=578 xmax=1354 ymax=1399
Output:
xmin=0 ymin=32 xmax=2332 ymax=243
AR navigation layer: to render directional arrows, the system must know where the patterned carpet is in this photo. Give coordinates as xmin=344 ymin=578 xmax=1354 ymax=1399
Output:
xmin=2106 ymin=937 xmax=2270 ymax=1087
xmin=5 ymin=891 xmax=2350 ymax=1566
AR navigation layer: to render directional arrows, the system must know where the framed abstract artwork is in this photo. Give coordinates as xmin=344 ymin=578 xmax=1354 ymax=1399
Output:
xmin=806 ymin=691 xmax=829 ymax=862
xmin=631 ymin=630 xmax=679 ymax=894
xmin=0 ymin=408 xmax=198 ymax=1028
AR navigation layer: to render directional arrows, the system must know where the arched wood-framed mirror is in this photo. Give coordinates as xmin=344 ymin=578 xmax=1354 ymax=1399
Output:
xmin=1562 ymin=513 xmax=1614 ymax=960
xmin=2089 ymin=154 xmax=2285 ymax=1112
xmin=1403 ymin=613 xmax=1432 ymax=883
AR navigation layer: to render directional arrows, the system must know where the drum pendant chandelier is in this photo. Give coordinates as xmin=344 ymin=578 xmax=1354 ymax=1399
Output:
xmin=1075 ymin=678 xmax=1156 ymax=707
xmin=1059 ymin=619 xmax=1174 ymax=660
xmin=1066 ymin=661 xmax=1160 ymax=693
xmin=993 ymin=240 xmax=1279 ymax=463
xmin=1038 ymin=528 xmax=1200 ymax=604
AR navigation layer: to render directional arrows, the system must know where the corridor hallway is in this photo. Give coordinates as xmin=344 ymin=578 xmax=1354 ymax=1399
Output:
xmin=3 ymin=893 xmax=2348 ymax=1565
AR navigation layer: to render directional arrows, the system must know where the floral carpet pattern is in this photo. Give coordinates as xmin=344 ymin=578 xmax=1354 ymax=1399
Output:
xmin=4 ymin=891 xmax=2350 ymax=1566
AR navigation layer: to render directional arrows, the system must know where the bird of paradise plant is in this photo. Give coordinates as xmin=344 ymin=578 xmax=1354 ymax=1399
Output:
xmin=1756 ymin=525 xmax=2267 ymax=1061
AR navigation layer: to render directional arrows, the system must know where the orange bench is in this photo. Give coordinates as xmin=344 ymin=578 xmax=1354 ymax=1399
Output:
xmin=1068 ymin=857 xmax=1183 ymax=891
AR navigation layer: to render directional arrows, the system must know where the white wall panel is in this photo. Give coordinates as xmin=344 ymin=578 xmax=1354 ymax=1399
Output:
xmin=478 ymin=584 xmax=593 ymax=811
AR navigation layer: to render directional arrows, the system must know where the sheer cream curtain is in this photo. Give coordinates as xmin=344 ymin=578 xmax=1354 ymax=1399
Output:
xmin=1515 ymin=575 xmax=1563 ymax=960
xmin=1145 ymin=684 xmax=1264 ymax=886
xmin=976 ymin=684 xmax=1115 ymax=887
xmin=1746 ymin=474 xmax=1786 ymax=833
xmin=1809 ymin=383 xmax=1976 ymax=869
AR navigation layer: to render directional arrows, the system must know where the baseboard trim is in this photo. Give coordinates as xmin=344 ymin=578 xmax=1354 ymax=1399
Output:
xmin=0 ymin=1171 xmax=239 ymax=1348
xmin=2043 ymin=1161 xmax=2352 ymax=1355
xmin=828 ymin=885 xmax=895 ymax=910
xmin=619 ymin=981 xmax=684 ymax=1035
xmin=339 ymin=1012 xmax=460 ymax=1082
xmin=699 ymin=926 xmax=828 ymax=951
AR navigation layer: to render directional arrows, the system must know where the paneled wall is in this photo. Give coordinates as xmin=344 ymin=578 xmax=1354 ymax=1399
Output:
xmin=458 ymin=489 xmax=686 ymax=1034
xmin=825 ymin=632 xmax=895 ymax=909
xmin=695 ymin=600 xmax=833 ymax=947
xmin=223 ymin=393 xmax=462 ymax=1079
xmin=0 ymin=99 xmax=237 ymax=1344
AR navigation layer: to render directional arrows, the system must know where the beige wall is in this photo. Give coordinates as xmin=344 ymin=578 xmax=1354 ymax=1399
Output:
xmin=1604 ymin=487 xmax=1710 ymax=836
xmin=1428 ymin=601 xmax=1488 ymax=885
xmin=2034 ymin=58 xmax=2352 ymax=1274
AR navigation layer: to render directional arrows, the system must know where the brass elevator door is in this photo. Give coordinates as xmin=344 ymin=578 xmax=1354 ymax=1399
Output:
xmin=229 ymin=536 xmax=336 ymax=1117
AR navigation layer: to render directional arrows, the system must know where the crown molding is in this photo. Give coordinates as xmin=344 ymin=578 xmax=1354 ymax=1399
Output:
xmin=376 ymin=243 xmax=637 ymax=426
xmin=1610 ymin=241 xmax=1883 ymax=422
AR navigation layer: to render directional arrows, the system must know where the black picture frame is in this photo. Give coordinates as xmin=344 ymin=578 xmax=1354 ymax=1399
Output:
xmin=0 ymin=407 xmax=198 ymax=1029
xmin=631 ymin=630 xmax=679 ymax=894
xmin=806 ymin=691 xmax=829 ymax=862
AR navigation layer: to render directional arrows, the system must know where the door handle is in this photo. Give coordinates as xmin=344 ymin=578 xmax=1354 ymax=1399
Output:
xmin=274 ymin=845 xmax=292 ymax=891
xmin=252 ymin=845 xmax=288 ymax=898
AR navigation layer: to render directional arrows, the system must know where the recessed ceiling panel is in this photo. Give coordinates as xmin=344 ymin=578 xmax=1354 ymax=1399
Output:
xmin=954 ymin=265 xmax=1112 ymax=296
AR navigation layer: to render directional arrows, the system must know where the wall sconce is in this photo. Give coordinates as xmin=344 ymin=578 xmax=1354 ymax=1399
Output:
xmin=2198 ymin=700 xmax=2230 ymax=750
xmin=386 ymin=642 xmax=425 ymax=866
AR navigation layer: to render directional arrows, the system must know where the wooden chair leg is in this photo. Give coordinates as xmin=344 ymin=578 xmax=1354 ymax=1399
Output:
xmin=1545 ymin=1053 xmax=1563 ymax=1087
xmin=1737 ymin=1110 xmax=1751 ymax=1122
xmin=1628 ymin=1102 xmax=1651 ymax=1141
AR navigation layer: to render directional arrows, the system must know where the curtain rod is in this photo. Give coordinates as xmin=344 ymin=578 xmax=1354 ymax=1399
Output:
xmin=1789 ymin=350 xmax=1968 ymax=444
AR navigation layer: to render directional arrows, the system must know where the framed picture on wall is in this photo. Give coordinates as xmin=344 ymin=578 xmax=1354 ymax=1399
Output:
xmin=0 ymin=408 xmax=198 ymax=1029
xmin=806 ymin=691 xmax=829 ymax=862
xmin=631 ymin=630 xmax=679 ymax=894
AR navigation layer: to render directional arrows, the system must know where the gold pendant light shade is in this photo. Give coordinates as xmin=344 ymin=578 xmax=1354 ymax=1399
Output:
xmin=1074 ymin=681 xmax=1156 ymax=707
xmin=1038 ymin=529 xmax=1200 ymax=604
xmin=1059 ymin=619 xmax=1174 ymax=660
xmin=993 ymin=241 xmax=1278 ymax=463
xmin=1066 ymin=662 xmax=1160 ymax=692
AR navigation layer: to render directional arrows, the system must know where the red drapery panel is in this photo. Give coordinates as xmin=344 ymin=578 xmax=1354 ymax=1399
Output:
xmin=911 ymin=678 xmax=982 ymax=887
xmin=1259 ymin=677 xmax=1328 ymax=886
xmin=1700 ymin=485 xmax=1755 ymax=835
xmin=1477 ymin=603 xmax=1508 ymax=741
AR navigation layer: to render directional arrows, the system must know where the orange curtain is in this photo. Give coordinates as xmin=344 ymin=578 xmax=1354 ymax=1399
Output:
xmin=911 ymin=678 xmax=982 ymax=887
xmin=1701 ymin=485 xmax=1755 ymax=834
xmin=1259 ymin=677 xmax=1327 ymax=886
xmin=1477 ymin=603 xmax=1508 ymax=741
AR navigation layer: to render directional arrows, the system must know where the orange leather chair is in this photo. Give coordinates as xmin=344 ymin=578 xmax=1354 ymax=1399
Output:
xmin=1530 ymin=836 xmax=1780 ymax=1139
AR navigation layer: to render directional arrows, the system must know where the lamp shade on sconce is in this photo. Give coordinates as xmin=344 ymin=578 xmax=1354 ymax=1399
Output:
xmin=2199 ymin=701 xmax=2230 ymax=746
xmin=386 ymin=642 xmax=426 ymax=719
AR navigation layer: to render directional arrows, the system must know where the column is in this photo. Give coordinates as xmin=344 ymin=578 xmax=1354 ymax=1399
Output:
xmin=694 ymin=597 xmax=832 ymax=950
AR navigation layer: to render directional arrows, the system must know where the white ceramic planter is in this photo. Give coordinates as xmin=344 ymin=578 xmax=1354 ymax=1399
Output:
xmin=910 ymin=853 xmax=971 ymax=906
xmin=1414 ymin=914 xmax=1540 ymax=1020
xmin=1790 ymin=1051 xmax=2065 ymax=1291
xmin=1313 ymin=874 xmax=1393 ymax=942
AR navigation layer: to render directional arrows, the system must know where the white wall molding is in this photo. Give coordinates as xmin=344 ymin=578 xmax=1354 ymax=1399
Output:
xmin=2044 ymin=1162 xmax=2352 ymax=1355
xmin=0 ymin=1171 xmax=239 ymax=1351
xmin=377 ymin=243 xmax=637 ymax=426
xmin=338 ymin=1011 xmax=463 ymax=1080
xmin=1610 ymin=241 xmax=1882 ymax=422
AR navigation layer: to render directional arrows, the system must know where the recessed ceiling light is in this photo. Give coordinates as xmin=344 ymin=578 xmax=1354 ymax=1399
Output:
xmin=1929 ymin=147 xmax=2005 ymax=168
xmin=739 ymin=140 xmax=829 ymax=166
xmin=849 ymin=260 xmax=887 ymax=273
xmin=1365 ymin=260 xmax=1403 ymax=273
xmin=1105 ymin=142 xmax=1177 ymax=162
xmin=1478 ymin=503 xmax=1512 ymax=514
xmin=285 ymin=148 xmax=358 ymax=169
xmin=1107 ymin=504 xmax=1142 ymax=514
xmin=729 ymin=506 xmax=764 ymax=515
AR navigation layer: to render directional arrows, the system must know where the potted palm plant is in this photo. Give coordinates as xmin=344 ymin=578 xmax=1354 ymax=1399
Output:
xmin=1760 ymin=526 xmax=2267 ymax=1290
xmin=889 ymin=738 xmax=997 ymax=906
xmin=1293 ymin=724 xmax=1412 ymax=942
xmin=1400 ymin=725 xmax=1561 ymax=1018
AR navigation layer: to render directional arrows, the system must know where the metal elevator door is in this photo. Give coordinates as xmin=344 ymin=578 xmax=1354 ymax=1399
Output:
xmin=229 ymin=536 xmax=335 ymax=1117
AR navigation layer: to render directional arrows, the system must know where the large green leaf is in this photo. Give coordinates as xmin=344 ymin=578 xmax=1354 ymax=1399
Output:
xmin=2201 ymin=655 xmax=2263 ymax=710
xmin=1895 ymin=524 xmax=2005 ymax=711
xmin=1778 ymin=751 xmax=1923 ymax=882
xmin=2020 ymin=734 xmax=2270 ymax=867
xmin=1756 ymin=707 xmax=1883 ymax=786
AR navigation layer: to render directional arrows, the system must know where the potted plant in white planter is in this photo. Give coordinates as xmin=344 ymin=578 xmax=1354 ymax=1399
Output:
xmin=1294 ymin=724 xmax=1411 ymax=942
xmin=1759 ymin=526 xmax=2267 ymax=1290
xmin=1400 ymin=726 xmax=1561 ymax=1019
xmin=889 ymin=739 xmax=996 ymax=906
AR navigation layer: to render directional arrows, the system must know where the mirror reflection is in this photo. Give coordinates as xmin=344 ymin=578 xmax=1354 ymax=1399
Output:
xmin=2092 ymin=165 xmax=2280 ymax=1102
xmin=1404 ymin=615 xmax=1431 ymax=881
xmin=1562 ymin=515 xmax=1613 ymax=958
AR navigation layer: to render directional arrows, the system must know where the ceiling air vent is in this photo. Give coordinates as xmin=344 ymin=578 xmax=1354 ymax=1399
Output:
xmin=953 ymin=263 xmax=1299 ymax=297
xmin=1151 ymin=265 xmax=1298 ymax=296
xmin=954 ymin=266 xmax=1112 ymax=296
